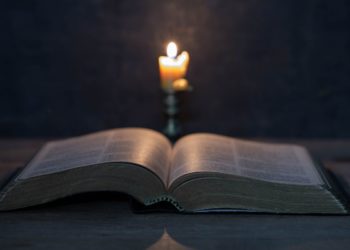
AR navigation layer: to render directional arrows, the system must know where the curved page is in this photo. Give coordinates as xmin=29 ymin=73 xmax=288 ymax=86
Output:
xmin=170 ymin=134 xmax=324 ymax=187
xmin=18 ymin=128 xmax=172 ymax=185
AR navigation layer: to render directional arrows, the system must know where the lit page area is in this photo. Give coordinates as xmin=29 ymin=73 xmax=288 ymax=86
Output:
xmin=18 ymin=128 xmax=171 ymax=183
xmin=170 ymin=134 xmax=324 ymax=186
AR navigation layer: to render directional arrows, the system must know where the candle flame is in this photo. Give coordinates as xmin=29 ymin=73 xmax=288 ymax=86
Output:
xmin=166 ymin=42 xmax=177 ymax=58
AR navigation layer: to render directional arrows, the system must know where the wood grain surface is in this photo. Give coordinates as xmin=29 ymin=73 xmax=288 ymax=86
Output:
xmin=0 ymin=138 xmax=349 ymax=250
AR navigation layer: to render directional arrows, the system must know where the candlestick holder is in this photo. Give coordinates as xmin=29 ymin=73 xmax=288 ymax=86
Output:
xmin=163 ymin=80 xmax=192 ymax=140
xmin=163 ymin=89 xmax=180 ymax=139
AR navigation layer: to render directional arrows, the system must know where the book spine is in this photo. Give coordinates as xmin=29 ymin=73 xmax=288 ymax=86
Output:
xmin=145 ymin=195 xmax=184 ymax=211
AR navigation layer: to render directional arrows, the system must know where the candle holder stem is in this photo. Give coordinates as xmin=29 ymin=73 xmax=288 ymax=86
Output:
xmin=163 ymin=90 xmax=181 ymax=139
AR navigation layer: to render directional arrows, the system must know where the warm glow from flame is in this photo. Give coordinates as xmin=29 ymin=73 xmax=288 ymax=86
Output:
xmin=166 ymin=42 xmax=177 ymax=58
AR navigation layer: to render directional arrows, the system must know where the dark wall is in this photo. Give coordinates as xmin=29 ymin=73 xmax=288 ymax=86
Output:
xmin=1 ymin=0 xmax=350 ymax=138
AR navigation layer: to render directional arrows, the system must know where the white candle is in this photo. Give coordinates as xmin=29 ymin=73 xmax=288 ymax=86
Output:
xmin=159 ymin=42 xmax=190 ymax=91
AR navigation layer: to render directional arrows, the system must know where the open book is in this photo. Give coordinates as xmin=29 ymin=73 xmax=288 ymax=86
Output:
xmin=0 ymin=128 xmax=347 ymax=213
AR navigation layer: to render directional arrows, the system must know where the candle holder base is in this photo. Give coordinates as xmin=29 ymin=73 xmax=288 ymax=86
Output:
xmin=163 ymin=118 xmax=181 ymax=139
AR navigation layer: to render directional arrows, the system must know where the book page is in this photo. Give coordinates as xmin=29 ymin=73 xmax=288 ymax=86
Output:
xmin=18 ymin=128 xmax=172 ymax=184
xmin=170 ymin=134 xmax=323 ymax=186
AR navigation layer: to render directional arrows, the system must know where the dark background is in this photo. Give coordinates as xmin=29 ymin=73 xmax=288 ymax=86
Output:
xmin=1 ymin=0 xmax=349 ymax=138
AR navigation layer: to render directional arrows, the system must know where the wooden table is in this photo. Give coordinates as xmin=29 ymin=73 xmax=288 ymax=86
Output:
xmin=1 ymin=138 xmax=350 ymax=250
